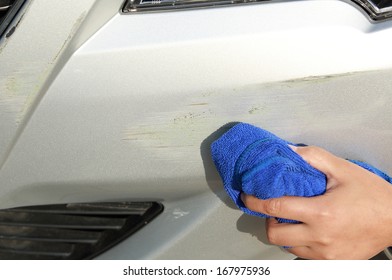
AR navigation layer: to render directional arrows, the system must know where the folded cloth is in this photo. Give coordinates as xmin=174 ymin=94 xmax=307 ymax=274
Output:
xmin=210 ymin=122 xmax=392 ymax=223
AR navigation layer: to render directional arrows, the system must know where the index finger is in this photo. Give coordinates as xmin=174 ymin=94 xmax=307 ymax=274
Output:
xmin=241 ymin=194 xmax=319 ymax=223
xmin=290 ymin=145 xmax=344 ymax=180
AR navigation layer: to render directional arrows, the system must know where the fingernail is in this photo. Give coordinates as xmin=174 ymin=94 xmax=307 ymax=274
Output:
xmin=288 ymin=144 xmax=298 ymax=152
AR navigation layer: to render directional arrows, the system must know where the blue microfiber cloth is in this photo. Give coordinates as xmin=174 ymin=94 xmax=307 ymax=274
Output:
xmin=211 ymin=122 xmax=392 ymax=223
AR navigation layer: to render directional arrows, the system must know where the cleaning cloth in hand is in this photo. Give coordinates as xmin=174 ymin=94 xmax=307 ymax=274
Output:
xmin=210 ymin=122 xmax=392 ymax=222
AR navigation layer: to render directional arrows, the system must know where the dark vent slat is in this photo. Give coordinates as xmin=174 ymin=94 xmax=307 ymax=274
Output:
xmin=0 ymin=225 xmax=101 ymax=244
xmin=0 ymin=251 xmax=68 ymax=260
xmin=0 ymin=212 xmax=126 ymax=230
xmin=0 ymin=239 xmax=74 ymax=257
xmin=9 ymin=202 xmax=153 ymax=215
xmin=0 ymin=201 xmax=163 ymax=259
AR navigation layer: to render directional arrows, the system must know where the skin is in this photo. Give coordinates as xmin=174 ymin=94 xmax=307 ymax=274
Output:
xmin=241 ymin=145 xmax=392 ymax=260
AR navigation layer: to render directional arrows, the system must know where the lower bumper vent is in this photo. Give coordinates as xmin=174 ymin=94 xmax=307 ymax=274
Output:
xmin=385 ymin=247 xmax=392 ymax=260
xmin=0 ymin=202 xmax=163 ymax=259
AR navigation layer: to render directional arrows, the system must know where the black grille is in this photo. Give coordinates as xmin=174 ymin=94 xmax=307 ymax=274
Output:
xmin=0 ymin=0 xmax=26 ymax=39
xmin=352 ymin=0 xmax=392 ymax=21
xmin=0 ymin=202 xmax=163 ymax=259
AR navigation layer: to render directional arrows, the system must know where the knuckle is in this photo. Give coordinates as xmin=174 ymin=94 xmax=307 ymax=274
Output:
xmin=315 ymin=204 xmax=333 ymax=222
xmin=318 ymin=233 xmax=333 ymax=247
xmin=321 ymin=251 xmax=338 ymax=260
xmin=266 ymin=229 xmax=279 ymax=245
xmin=301 ymin=145 xmax=321 ymax=157
xmin=303 ymin=146 xmax=324 ymax=162
xmin=317 ymin=209 xmax=331 ymax=221
xmin=264 ymin=199 xmax=281 ymax=216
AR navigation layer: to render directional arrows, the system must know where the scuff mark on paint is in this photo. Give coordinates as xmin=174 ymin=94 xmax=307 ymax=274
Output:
xmin=172 ymin=208 xmax=190 ymax=219
xmin=248 ymin=105 xmax=266 ymax=115
xmin=188 ymin=102 xmax=208 ymax=106
xmin=122 ymin=70 xmax=386 ymax=161
xmin=275 ymin=71 xmax=361 ymax=88
xmin=51 ymin=12 xmax=86 ymax=63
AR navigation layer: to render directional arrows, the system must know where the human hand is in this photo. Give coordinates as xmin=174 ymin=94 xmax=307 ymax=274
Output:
xmin=241 ymin=145 xmax=392 ymax=259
